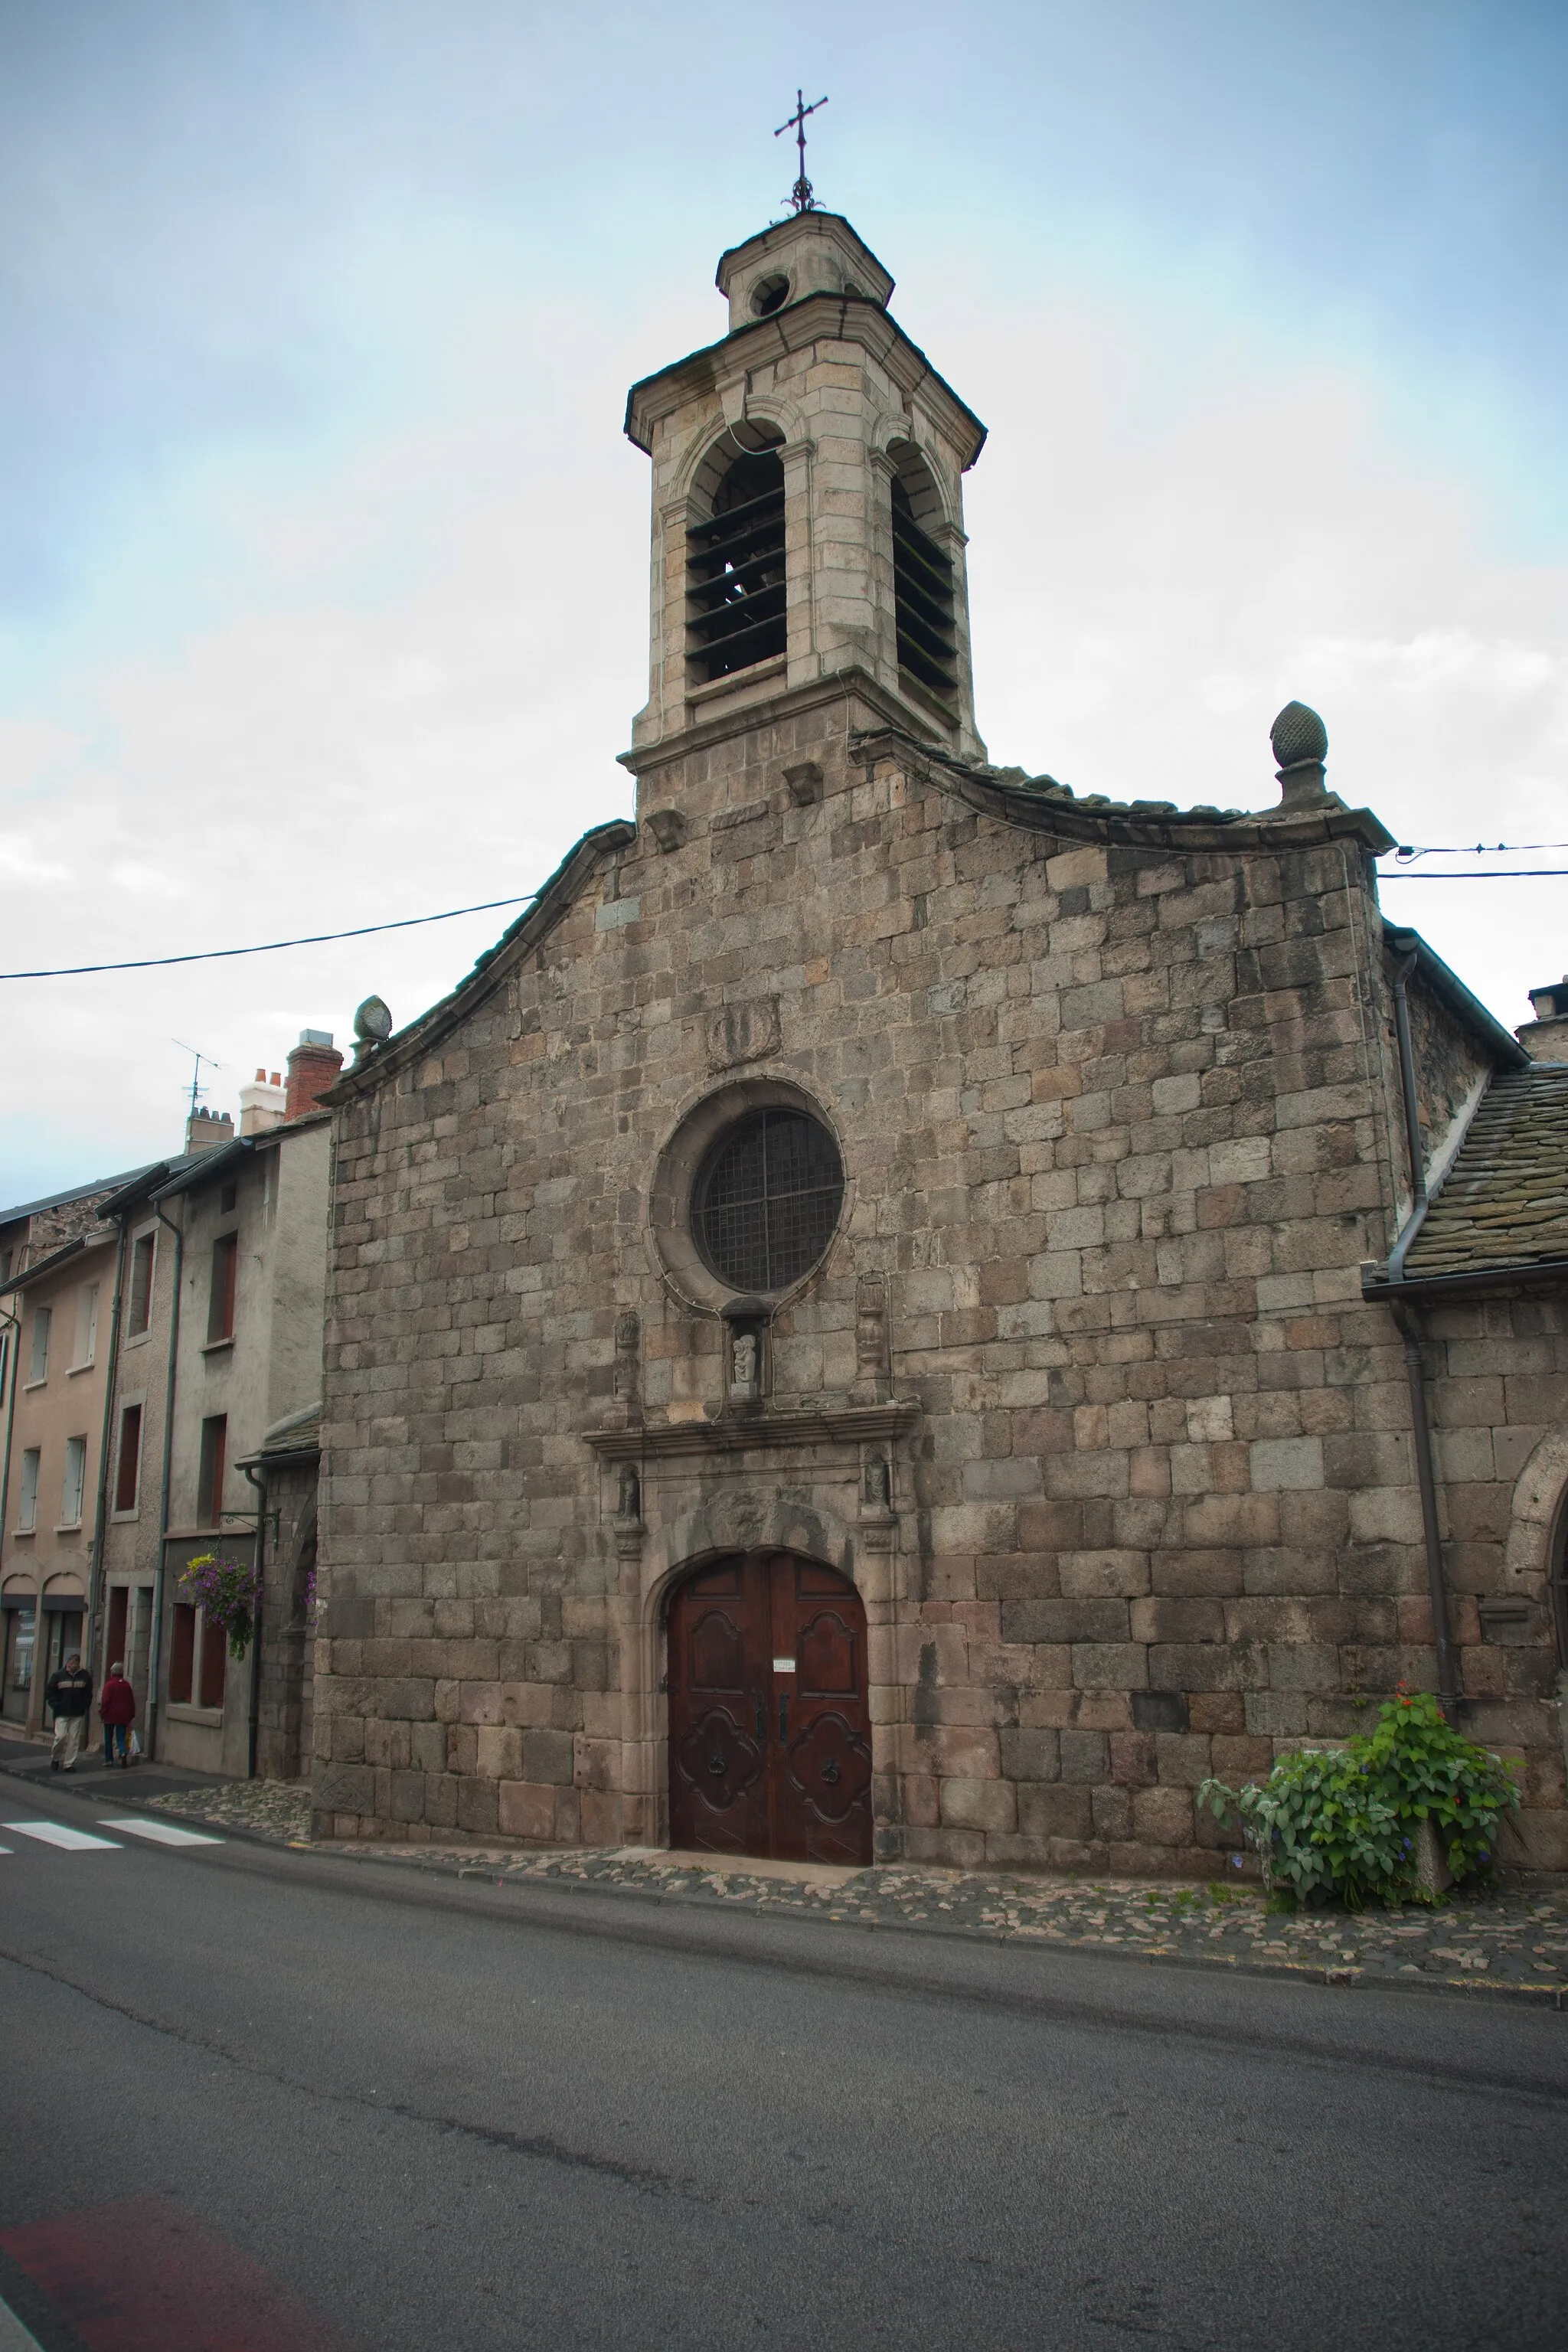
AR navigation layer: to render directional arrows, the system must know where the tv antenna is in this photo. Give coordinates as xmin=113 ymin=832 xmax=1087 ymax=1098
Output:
xmin=776 ymin=89 xmax=828 ymax=214
xmin=172 ymin=1037 xmax=222 ymax=1121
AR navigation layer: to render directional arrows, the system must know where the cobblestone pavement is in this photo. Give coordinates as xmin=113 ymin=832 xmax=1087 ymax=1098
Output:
xmin=142 ymin=1781 xmax=1568 ymax=2000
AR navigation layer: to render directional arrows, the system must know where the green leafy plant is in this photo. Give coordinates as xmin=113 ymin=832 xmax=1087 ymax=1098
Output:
xmin=1198 ymin=1688 xmax=1520 ymax=1910
xmin=179 ymin=1551 xmax=262 ymax=1660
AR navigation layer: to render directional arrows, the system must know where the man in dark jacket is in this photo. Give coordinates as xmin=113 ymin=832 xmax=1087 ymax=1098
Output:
xmin=46 ymin=1651 xmax=93 ymax=1771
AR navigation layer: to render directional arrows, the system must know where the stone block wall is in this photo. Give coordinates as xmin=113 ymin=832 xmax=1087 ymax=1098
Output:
xmin=312 ymin=687 xmax=1567 ymax=1870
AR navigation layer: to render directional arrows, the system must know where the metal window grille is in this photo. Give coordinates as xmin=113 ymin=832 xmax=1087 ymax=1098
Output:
xmin=688 ymin=450 xmax=787 ymax=684
xmin=891 ymin=475 xmax=958 ymax=702
xmin=694 ymin=1110 xmax=844 ymax=1294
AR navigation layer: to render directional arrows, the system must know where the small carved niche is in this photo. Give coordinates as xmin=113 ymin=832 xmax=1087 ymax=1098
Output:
xmin=854 ymin=1276 xmax=890 ymax=1403
xmin=605 ymin=1310 xmax=642 ymax=1428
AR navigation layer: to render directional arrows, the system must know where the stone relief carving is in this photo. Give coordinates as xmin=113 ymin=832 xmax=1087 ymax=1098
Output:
xmin=705 ymin=997 xmax=781 ymax=1072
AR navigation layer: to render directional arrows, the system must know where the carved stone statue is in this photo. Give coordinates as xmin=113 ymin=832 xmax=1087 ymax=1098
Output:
xmin=616 ymin=1462 xmax=642 ymax=1524
xmin=731 ymin=1330 xmax=759 ymax=1388
xmin=864 ymin=1456 xmax=891 ymax=1511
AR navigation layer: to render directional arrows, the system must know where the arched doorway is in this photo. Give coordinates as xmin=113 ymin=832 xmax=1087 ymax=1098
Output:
xmin=667 ymin=1551 xmax=873 ymax=1865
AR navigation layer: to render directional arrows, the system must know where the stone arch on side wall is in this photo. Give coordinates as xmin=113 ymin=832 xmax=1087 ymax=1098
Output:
xmin=1502 ymin=1427 xmax=1568 ymax=1668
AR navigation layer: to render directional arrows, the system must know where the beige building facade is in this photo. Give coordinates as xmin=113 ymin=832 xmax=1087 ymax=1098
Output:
xmin=0 ymin=1228 xmax=117 ymax=1730
xmin=309 ymin=209 xmax=1568 ymax=1872
xmin=95 ymin=1043 xmax=337 ymax=1775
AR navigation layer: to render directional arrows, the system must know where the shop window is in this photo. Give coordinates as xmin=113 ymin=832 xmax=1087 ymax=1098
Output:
xmin=27 ymin=1305 xmax=51 ymax=1384
xmin=169 ymin=1602 xmax=196 ymax=1704
xmin=17 ymin=1448 xmax=40 ymax=1532
xmin=114 ymin=1403 xmax=142 ymax=1514
xmin=207 ymin=1234 xmax=238 ymax=1343
xmin=128 ymin=1232 xmax=155 ymax=1336
xmin=60 ymin=1436 xmax=87 ymax=1528
xmin=197 ymin=1415 xmax=227 ymax=1527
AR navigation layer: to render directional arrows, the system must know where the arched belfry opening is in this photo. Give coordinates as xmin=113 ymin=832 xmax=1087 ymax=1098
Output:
xmin=687 ymin=425 xmax=787 ymax=684
xmin=889 ymin=443 xmax=958 ymax=707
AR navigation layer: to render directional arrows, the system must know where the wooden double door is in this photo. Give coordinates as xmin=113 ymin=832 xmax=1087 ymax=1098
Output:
xmin=667 ymin=1552 xmax=874 ymax=1865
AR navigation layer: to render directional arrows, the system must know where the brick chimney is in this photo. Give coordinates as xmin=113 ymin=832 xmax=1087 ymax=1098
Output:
xmin=284 ymin=1030 xmax=344 ymax=1119
xmin=1517 ymin=978 xmax=1568 ymax=1064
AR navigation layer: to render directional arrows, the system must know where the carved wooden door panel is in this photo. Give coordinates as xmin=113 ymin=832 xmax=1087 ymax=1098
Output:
xmin=769 ymin=1554 xmax=873 ymax=1865
xmin=667 ymin=1552 xmax=872 ymax=1867
xmin=667 ymin=1557 xmax=771 ymax=1856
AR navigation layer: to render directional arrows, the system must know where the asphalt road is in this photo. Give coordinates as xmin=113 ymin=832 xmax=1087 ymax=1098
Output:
xmin=2 ymin=1779 xmax=1566 ymax=2352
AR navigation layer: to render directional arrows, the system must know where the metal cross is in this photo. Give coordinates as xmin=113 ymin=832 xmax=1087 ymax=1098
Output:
xmin=776 ymin=88 xmax=828 ymax=214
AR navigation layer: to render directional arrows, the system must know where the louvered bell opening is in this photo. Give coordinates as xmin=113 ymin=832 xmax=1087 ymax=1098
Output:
xmin=688 ymin=451 xmax=787 ymax=684
xmin=891 ymin=477 xmax=959 ymax=703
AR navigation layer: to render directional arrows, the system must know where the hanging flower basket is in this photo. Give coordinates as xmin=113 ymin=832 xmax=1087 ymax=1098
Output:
xmin=179 ymin=1552 xmax=262 ymax=1660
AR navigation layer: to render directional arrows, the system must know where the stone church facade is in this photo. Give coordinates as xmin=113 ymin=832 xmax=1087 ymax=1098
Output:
xmin=312 ymin=210 xmax=1568 ymax=1873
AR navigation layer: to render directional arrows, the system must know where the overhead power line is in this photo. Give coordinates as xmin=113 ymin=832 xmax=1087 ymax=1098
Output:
xmin=0 ymin=893 xmax=538 ymax=981
xmin=1377 ymin=870 xmax=1568 ymax=880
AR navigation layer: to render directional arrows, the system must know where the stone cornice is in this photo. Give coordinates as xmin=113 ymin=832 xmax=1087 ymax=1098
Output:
xmin=619 ymin=667 xmax=948 ymax=779
xmin=583 ymin=1400 xmax=919 ymax=1460
xmin=623 ymin=293 xmax=986 ymax=470
xmin=851 ymin=727 xmax=1398 ymax=859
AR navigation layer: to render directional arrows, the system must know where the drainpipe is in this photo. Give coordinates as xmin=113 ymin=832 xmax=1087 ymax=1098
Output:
xmin=0 ymin=1292 xmax=20 ymax=1597
xmin=147 ymin=1197 xmax=185 ymax=1759
xmin=86 ymin=1217 xmax=130 ymax=1684
xmin=1383 ymin=951 xmax=1459 ymax=1708
xmin=241 ymin=1458 xmax=268 ymax=1780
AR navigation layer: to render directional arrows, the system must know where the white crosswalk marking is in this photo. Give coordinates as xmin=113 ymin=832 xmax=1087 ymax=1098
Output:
xmin=99 ymin=1815 xmax=223 ymax=1847
xmin=0 ymin=1819 xmax=122 ymax=1851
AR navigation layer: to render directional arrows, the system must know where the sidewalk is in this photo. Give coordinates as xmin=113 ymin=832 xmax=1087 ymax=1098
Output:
xmin=0 ymin=1733 xmax=220 ymax=1813
xmin=116 ymin=1774 xmax=1568 ymax=2005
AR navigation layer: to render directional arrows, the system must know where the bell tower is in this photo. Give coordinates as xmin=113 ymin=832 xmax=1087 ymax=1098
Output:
xmin=622 ymin=210 xmax=988 ymax=773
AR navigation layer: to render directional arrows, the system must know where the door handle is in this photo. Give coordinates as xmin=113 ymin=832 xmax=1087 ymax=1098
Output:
xmin=779 ymin=1694 xmax=789 ymax=1740
xmin=754 ymin=1697 xmax=766 ymax=1743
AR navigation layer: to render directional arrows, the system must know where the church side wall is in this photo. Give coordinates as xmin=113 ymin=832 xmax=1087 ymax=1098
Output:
xmin=312 ymin=711 xmax=1568 ymax=1870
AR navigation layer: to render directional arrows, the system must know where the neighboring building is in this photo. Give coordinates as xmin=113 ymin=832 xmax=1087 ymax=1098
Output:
xmin=0 ymin=1227 xmax=119 ymax=1729
xmin=0 ymin=1158 xmax=170 ymax=1726
xmin=93 ymin=1036 xmax=338 ymax=1774
xmin=295 ymin=208 xmax=1563 ymax=1870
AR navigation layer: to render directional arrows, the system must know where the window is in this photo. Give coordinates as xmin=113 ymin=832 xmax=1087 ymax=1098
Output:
xmin=106 ymin=1584 xmax=129 ymax=1670
xmin=169 ymin=1602 xmax=195 ymax=1704
xmin=17 ymin=1448 xmax=40 ymax=1533
xmin=60 ymin=1436 xmax=87 ymax=1528
xmin=73 ymin=1281 xmax=99 ymax=1368
xmin=0 ymin=1247 xmax=11 ymax=1283
xmin=128 ymin=1232 xmax=155 ymax=1335
xmin=114 ymin=1403 xmax=142 ymax=1514
xmin=219 ymin=1181 xmax=237 ymax=1214
xmin=197 ymin=1414 xmax=227 ymax=1527
xmin=27 ymin=1305 xmax=51 ymax=1384
xmin=207 ymin=1233 xmax=238 ymax=1343
xmin=693 ymin=1109 xmax=844 ymax=1295
xmin=890 ymin=450 xmax=958 ymax=704
xmin=199 ymin=1613 xmax=227 ymax=1709
xmin=687 ymin=431 xmax=787 ymax=684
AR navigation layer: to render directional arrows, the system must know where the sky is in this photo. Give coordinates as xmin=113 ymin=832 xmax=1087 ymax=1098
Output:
xmin=1 ymin=0 xmax=1564 ymax=1204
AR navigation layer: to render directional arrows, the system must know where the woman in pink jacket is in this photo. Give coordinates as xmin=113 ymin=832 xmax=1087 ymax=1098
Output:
xmin=99 ymin=1663 xmax=136 ymax=1766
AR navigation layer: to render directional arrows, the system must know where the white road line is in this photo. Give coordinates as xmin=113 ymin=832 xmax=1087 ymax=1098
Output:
xmin=98 ymin=1815 xmax=224 ymax=1847
xmin=0 ymin=1818 xmax=123 ymax=1851
xmin=0 ymin=2289 xmax=47 ymax=2350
